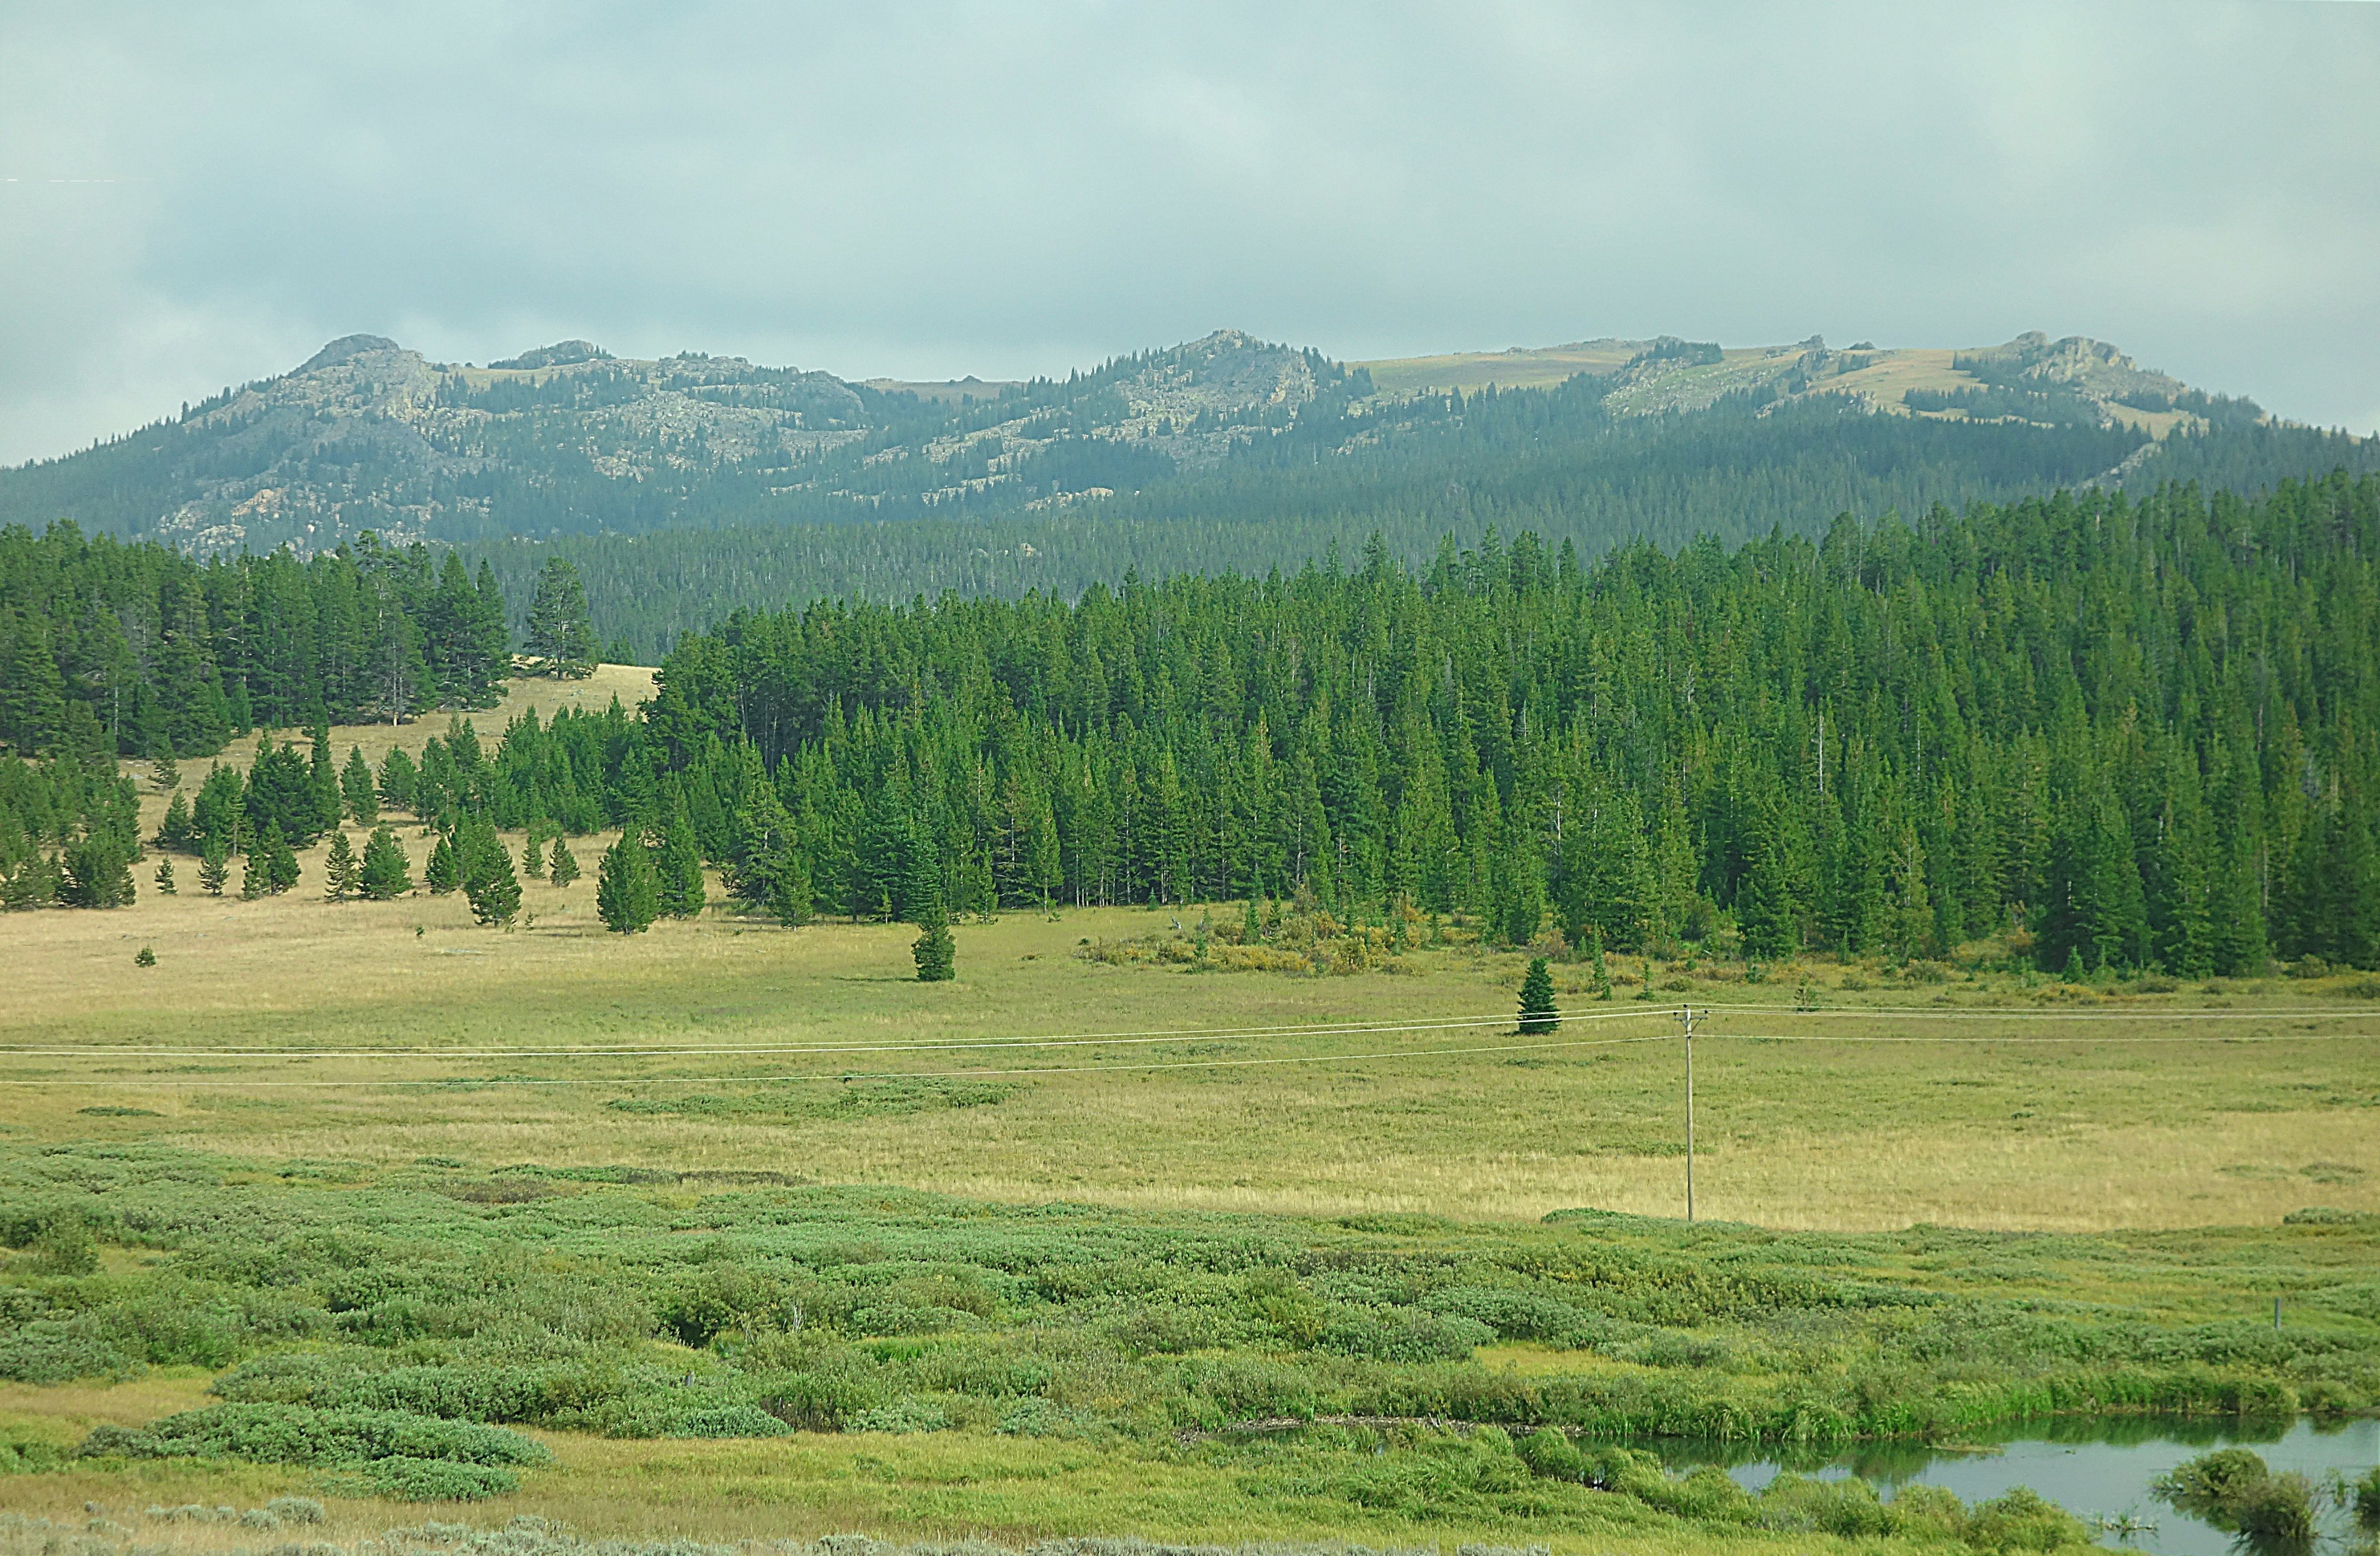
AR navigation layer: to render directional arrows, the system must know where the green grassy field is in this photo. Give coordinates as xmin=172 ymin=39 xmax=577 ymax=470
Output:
xmin=6 ymin=876 xmax=2380 ymax=1554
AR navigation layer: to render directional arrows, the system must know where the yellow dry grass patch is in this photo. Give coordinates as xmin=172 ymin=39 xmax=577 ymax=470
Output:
xmin=126 ymin=664 xmax=658 ymax=795
xmin=7 ymin=873 xmax=2378 ymax=1231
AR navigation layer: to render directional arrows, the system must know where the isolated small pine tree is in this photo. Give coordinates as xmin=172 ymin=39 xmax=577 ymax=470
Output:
xmin=596 ymin=835 xmax=658 ymax=934
xmin=521 ymin=830 xmax=545 ymax=880
xmin=463 ymin=830 xmax=522 ymax=927
xmin=360 ymin=824 xmax=412 ymax=900
xmin=1518 ymin=957 xmax=1560 ymax=1034
xmin=242 ymin=838 xmax=270 ymax=900
xmin=134 ymin=944 xmax=156 ymax=968
xmin=152 ymin=753 xmax=180 ymax=791
xmin=341 ymin=745 xmax=379 ymax=826
xmin=547 ymin=837 xmax=580 ymax=888
xmin=913 ymin=896 xmax=956 ymax=981
xmin=323 ymin=830 xmax=359 ymax=901
xmin=424 ymin=833 xmax=461 ymax=895
xmin=657 ymin=807 xmax=705 ymax=919
xmin=153 ymin=857 xmax=177 ymax=896
xmin=197 ymin=835 xmax=229 ymax=896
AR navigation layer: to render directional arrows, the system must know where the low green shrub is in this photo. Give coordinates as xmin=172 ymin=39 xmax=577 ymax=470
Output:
xmin=672 ymin=1406 xmax=791 ymax=1439
xmin=81 ymin=1404 xmax=547 ymax=1469
xmin=328 ymin=1457 xmax=519 ymax=1501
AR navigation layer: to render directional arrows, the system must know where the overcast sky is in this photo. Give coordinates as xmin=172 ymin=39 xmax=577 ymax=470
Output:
xmin=2 ymin=2 xmax=2374 ymax=465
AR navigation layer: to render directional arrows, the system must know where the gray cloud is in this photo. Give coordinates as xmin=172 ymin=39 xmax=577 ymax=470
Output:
xmin=2 ymin=1 xmax=2374 ymax=465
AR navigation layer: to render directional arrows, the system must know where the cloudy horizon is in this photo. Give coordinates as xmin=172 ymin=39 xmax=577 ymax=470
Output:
xmin=3 ymin=2 xmax=2375 ymax=466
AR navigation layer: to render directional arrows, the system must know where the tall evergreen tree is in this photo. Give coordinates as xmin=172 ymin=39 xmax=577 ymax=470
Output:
xmin=596 ymin=833 xmax=659 ymax=933
xmin=1517 ymin=957 xmax=1559 ymax=1033
xmin=656 ymin=805 xmax=706 ymax=919
xmin=524 ymin=557 xmax=597 ymax=677
xmin=424 ymin=832 xmax=461 ymax=895
xmin=462 ymin=820 xmax=522 ymax=926
xmin=341 ymin=745 xmax=379 ymax=826
xmin=359 ymin=824 xmax=412 ymax=900
xmin=323 ymin=830 xmax=359 ymax=901
xmin=548 ymin=836 xmax=580 ymax=888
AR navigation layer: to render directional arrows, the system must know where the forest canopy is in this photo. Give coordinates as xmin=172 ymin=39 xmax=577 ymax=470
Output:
xmin=7 ymin=473 xmax=2378 ymax=977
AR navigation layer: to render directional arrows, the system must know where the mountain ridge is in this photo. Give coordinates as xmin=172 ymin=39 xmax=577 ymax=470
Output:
xmin=0 ymin=326 xmax=2294 ymax=560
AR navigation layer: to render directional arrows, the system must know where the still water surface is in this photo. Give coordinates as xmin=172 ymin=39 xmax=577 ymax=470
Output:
xmin=1655 ymin=1416 xmax=2378 ymax=1554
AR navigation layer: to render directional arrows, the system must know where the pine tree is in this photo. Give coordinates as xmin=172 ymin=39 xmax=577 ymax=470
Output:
xmin=657 ymin=806 xmax=705 ymax=918
xmin=1518 ymin=957 xmax=1559 ymax=1033
xmin=425 ymin=832 xmax=461 ymax=894
xmin=463 ymin=824 xmax=522 ymax=927
xmin=153 ymin=753 xmax=180 ymax=791
xmin=767 ymin=851 xmax=811 ymax=927
xmin=596 ymin=834 xmax=659 ymax=934
xmin=342 ymin=745 xmax=379 ymax=825
xmin=262 ymin=823 xmax=300 ymax=895
xmin=323 ymin=830 xmax=359 ymax=901
xmin=242 ymin=837 xmax=269 ymax=900
xmin=548 ymin=837 xmax=580 ymax=888
xmin=522 ymin=830 xmax=546 ymax=880
xmin=197 ymin=835 xmax=229 ymax=896
xmin=377 ymin=748 xmax=418 ymax=815
xmin=154 ymin=857 xmax=177 ymax=896
xmin=524 ymin=558 xmax=597 ymax=677
xmin=912 ymin=894 xmax=956 ymax=981
xmin=57 ymin=835 xmax=135 ymax=908
xmin=308 ymin=722 xmax=344 ymax=838
xmin=153 ymin=790 xmax=194 ymax=852
xmin=360 ymin=824 xmax=412 ymax=900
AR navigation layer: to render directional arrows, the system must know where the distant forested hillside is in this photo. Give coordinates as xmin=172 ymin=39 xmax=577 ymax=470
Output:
xmin=9 ymin=473 xmax=2379 ymax=973
xmin=7 ymin=327 xmax=2374 ymax=658
xmin=477 ymin=391 xmax=2379 ymax=659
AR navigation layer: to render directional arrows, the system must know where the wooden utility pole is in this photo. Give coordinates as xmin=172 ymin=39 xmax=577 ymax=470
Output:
xmin=1675 ymin=1006 xmax=1707 ymax=1221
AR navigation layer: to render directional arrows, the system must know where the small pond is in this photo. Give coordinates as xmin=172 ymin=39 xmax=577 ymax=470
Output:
xmin=1654 ymin=1416 xmax=2378 ymax=1554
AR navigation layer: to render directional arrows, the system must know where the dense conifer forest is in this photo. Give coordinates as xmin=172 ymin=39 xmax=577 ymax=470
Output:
xmin=473 ymin=392 xmax=2380 ymax=660
xmin=9 ymin=472 xmax=2378 ymax=975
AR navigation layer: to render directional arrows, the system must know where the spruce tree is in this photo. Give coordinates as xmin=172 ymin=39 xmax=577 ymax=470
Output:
xmin=657 ymin=806 xmax=706 ymax=918
xmin=323 ymin=830 xmax=359 ymax=901
xmin=548 ymin=836 xmax=580 ymax=888
xmin=153 ymin=790 xmax=194 ymax=853
xmin=197 ymin=835 xmax=229 ymax=896
xmin=462 ymin=825 xmax=522 ymax=927
xmin=154 ymin=857 xmax=177 ymax=896
xmin=342 ymin=745 xmax=379 ymax=826
xmin=596 ymin=835 xmax=658 ymax=933
xmin=360 ymin=824 xmax=412 ymax=900
xmin=262 ymin=823 xmax=300 ymax=894
xmin=768 ymin=851 xmax=812 ymax=927
xmin=524 ymin=558 xmax=597 ymax=677
xmin=912 ymin=893 xmax=956 ymax=981
xmin=377 ymin=748 xmax=418 ymax=815
xmin=424 ymin=832 xmax=461 ymax=895
xmin=1518 ymin=957 xmax=1560 ymax=1033
xmin=307 ymin=722 xmax=344 ymax=838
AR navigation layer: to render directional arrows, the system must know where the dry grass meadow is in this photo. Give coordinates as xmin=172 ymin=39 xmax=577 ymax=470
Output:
xmin=7 ymin=819 xmax=2376 ymax=1231
xmin=6 ymin=673 xmax=2378 ymax=1551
